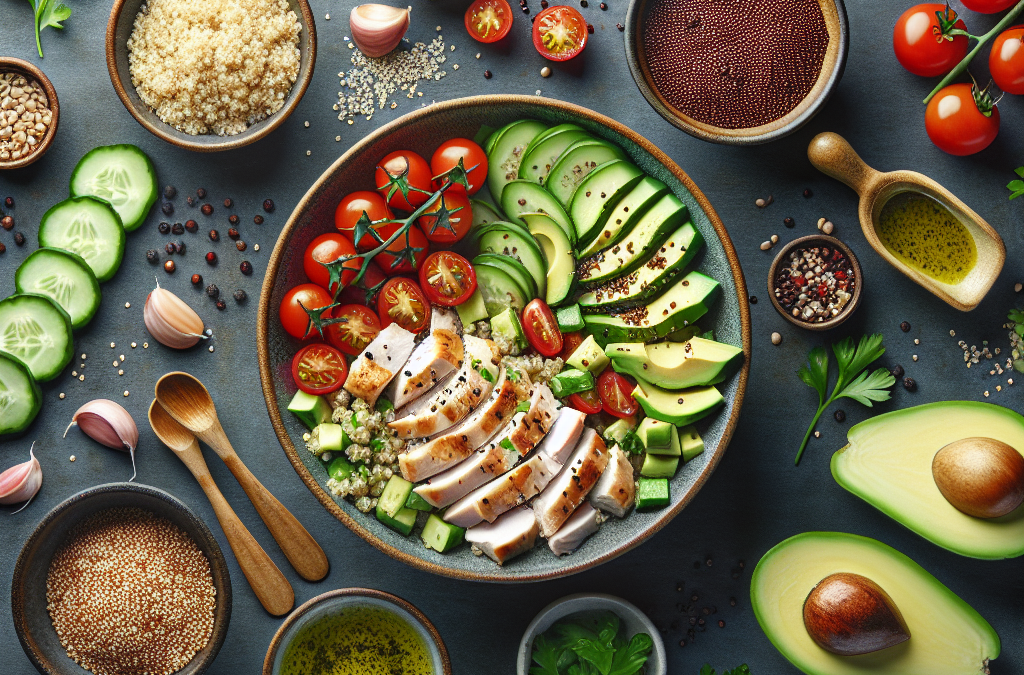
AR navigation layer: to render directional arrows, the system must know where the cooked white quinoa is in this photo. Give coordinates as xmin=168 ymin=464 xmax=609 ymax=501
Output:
xmin=127 ymin=0 xmax=301 ymax=136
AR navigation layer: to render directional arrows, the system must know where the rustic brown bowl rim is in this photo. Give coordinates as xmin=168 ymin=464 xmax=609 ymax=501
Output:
xmin=256 ymin=94 xmax=751 ymax=583
xmin=0 ymin=57 xmax=60 ymax=170
xmin=766 ymin=233 xmax=863 ymax=332
xmin=262 ymin=588 xmax=452 ymax=675
xmin=104 ymin=0 xmax=316 ymax=153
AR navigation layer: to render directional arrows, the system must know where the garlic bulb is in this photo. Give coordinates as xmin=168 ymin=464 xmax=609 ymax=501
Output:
xmin=350 ymin=4 xmax=411 ymax=57
xmin=65 ymin=400 xmax=140 ymax=481
xmin=0 ymin=442 xmax=42 ymax=513
xmin=144 ymin=281 xmax=207 ymax=349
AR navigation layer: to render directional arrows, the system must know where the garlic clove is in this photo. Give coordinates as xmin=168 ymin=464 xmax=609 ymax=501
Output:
xmin=0 ymin=442 xmax=43 ymax=512
xmin=350 ymin=4 xmax=411 ymax=58
xmin=144 ymin=282 xmax=207 ymax=349
xmin=65 ymin=399 xmax=140 ymax=481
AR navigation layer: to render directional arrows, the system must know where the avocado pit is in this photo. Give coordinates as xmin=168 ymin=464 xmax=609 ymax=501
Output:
xmin=803 ymin=572 xmax=910 ymax=656
xmin=932 ymin=437 xmax=1024 ymax=519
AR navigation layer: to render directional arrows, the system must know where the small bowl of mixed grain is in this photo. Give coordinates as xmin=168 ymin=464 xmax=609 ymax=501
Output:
xmin=0 ymin=57 xmax=59 ymax=170
xmin=106 ymin=0 xmax=316 ymax=152
xmin=767 ymin=234 xmax=862 ymax=331
xmin=12 ymin=482 xmax=231 ymax=675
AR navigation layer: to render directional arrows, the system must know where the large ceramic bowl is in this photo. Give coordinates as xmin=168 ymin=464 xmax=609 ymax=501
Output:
xmin=257 ymin=95 xmax=751 ymax=582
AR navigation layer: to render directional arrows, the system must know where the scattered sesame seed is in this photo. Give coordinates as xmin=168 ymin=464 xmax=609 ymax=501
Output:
xmin=131 ymin=342 xmax=137 ymax=348
xmin=304 ymin=120 xmax=309 ymax=127
xmin=79 ymin=375 xmax=85 ymax=381
xmin=306 ymin=150 xmax=311 ymax=156
xmin=453 ymin=64 xmax=459 ymax=70
xmin=814 ymin=431 xmax=820 ymax=438
xmin=59 ymin=393 xmax=65 ymax=399
xmin=113 ymin=361 xmax=119 ymax=367
xmin=450 ymin=44 xmax=456 ymax=52
xmin=997 ymin=385 xmax=1002 ymax=392
xmin=81 ymin=353 xmax=87 ymax=360
xmin=124 ymin=302 xmax=131 ymax=308
xmin=475 ymin=52 xmax=481 ymax=59
xmin=912 ymin=355 xmax=918 ymax=361
xmin=124 ymin=390 xmax=130 ymax=397
xmin=69 ymin=455 xmax=75 ymax=462
xmin=984 ymin=390 xmax=990 ymax=397
xmin=914 ymin=338 xmax=920 ymax=345
xmin=949 ymin=329 xmax=956 ymax=337
xmin=205 ymin=328 xmax=213 ymax=336
xmin=325 ymin=12 xmax=329 ymax=19
xmin=436 ymin=25 xmax=442 ymax=30
xmin=110 ymin=342 xmax=116 ymax=348
xmin=72 ymin=371 xmax=78 ymax=377
xmin=536 ymin=89 xmax=542 ymax=95
xmin=119 ymin=354 xmax=125 ymax=361
xmin=118 ymin=370 xmax=124 ymax=376
xmin=336 ymin=135 xmax=341 ymax=141
xmin=254 ymin=244 xmax=260 ymax=251
xmin=209 ymin=345 xmax=215 ymax=353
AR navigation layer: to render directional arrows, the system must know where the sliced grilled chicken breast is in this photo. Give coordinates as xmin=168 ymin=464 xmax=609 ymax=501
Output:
xmin=548 ymin=503 xmax=602 ymax=556
xmin=387 ymin=328 xmax=463 ymax=409
xmin=465 ymin=506 xmax=540 ymax=565
xmin=589 ymin=444 xmax=636 ymax=518
xmin=537 ymin=407 xmax=586 ymax=465
xmin=430 ymin=305 xmax=463 ymax=335
xmin=533 ymin=428 xmax=609 ymax=537
xmin=444 ymin=453 xmax=562 ymax=528
xmin=509 ymin=384 xmax=560 ymax=453
xmin=343 ymin=324 xmax=416 ymax=407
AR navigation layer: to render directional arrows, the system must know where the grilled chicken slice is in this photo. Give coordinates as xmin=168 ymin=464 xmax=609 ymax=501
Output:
xmin=444 ymin=453 xmax=562 ymax=528
xmin=430 ymin=305 xmax=463 ymax=335
xmin=509 ymin=384 xmax=560 ymax=453
xmin=548 ymin=503 xmax=602 ymax=556
xmin=589 ymin=444 xmax=636 ymax=518
xmin=343 ymin=324 xmax=416 ymax=407
xmin=537 ymin=407 xmax=586 ymax=465
xmin=387 ymin=328 xmax=463 ymax=409
xmin=465 ymin=506 xmax=540 ymax=565
xmin=533 ymin=428 xmax=609 ymax=537
xmin=389 ymin=335 xmax=501 ymax=439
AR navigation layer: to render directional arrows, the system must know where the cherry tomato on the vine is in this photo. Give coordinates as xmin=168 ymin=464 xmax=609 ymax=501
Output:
xmin=990 ymin=26 xmax=1024 ymax=95
xmin=303 ymin=233 xmax=361 ymax=295
xmin=568 ymin=389 xmax=603 ymax=415
xmin=431 ymin=138 xmax=488 ymax=195
xmin=465 ymin=0 xmax=513 ymax=43
xmin=925 ymin=82 xmax=1000 ymax=156
xmin=291 ymin=343 xmax=348 ymax=395
xmin=378 ymin=278 xmax=431 ymax=333
xmin=334 ymin=191 xmax=394 ymax=249
xmin=893 ymin=4 xmax=969 ymax=77
xmin=372 ymin=222 xmax=430 ymax=273
xmin=961 ymin=0 xmax=1017 ymax=12
xmin=326 ymin=304 xmax=382 ymax=356
xmin=418 ymin=190 xmax=473 ymax=244
xmin=521 ymin=299 xmax=563 ymax=357
xmin=559 ymin=331 xmax=585 ymax=362
xmin=280 ymin=284 xmax=334 ymax=340
xmin=419 ymin=251 xmax=478 ymax=306
xmin=336 ymin=259 xmax=387 ymax=306
xmin=533 ymin=6 xmax=588 ymax=61
xmin=597 ymin=369 xmax=638 ymax=418
xmin=375 ymin=150 xmax=433 ymax=211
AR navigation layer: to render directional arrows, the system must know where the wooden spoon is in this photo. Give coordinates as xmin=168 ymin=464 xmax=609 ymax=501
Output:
xmin=807 ymin=131 xmax=1005 ymax=311
xmin=155 ymin=372 xmax=330 ymax=582
xmin=148 ymin=399 xmax=295 ymax=615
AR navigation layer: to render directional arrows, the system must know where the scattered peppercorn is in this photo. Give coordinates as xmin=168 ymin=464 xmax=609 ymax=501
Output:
xmin=160 ymin=201 xmax=174 ymax=215
xmin=171 ymin=222 xmax=185 ymax=235
xmin=803 ymin=188 xmax=813 ymax=198
xmin=749 ymin=295 xmax=757 ymax=304
xmin=834 ymin=409 xmax=846 ymax=422
xmin=206 ymin=252 xmax=217 ymax=264
xmin=484 ymin=70 xmax=492 ymax=79
xmin=164 ymin=259 xmax=176 ymax=273
xmin=201 ymin=203 xmax=214 ymax=216
xmin=581 ymin=0 xmax=588 ymax=6
xmin=891 ymin=364 xmax=905 ymax=379
xmin=165 ymin=242 xmax=177 ymax=255
xmin=900 ymin=321 xmax=911 ymax=332
xmin=903 ymin=376 xmax=916 ymax=391
xmin=616 ymin=22 xmax=624 ymax=30
xmin=587 ymin=22 xmax=594 ymax=33
xmin=197 ymin=188 xmax=207 ymax=199
xmin=600 ymin=2 xmax=607 ymax=8
xmin=185 ymin=219 xmax=198 ymax=233
xmin=0 ymin=242 xmax=5 ymax=254
xmin=541 ymin=0 xmax=548 ymax=6
xmin=163 ymin=185 xmax=176 ymax=199
xmin=784 ymin=217 xmax=795 ymax=228
xmin=209 ymin=229 xmax=219 ymax=242
xmin=718 ymin=620 xmax=725 ymax=628
xmin=215 ymin=299 xmax=226 ymax=310
xmin=175 ymin=240 xmax=186 ymax=254
xmin=223 ymin=198 xmax=233 ymax=208
xmin=158 ymin=221 xmax=171 ymax=234
xmin=1 ymin=215 xmax=13 ymax=230
xmin=186 ymin=196 xmax=196 ymax=207
xmin=236 ymin=240 xmax=247 ymax=251
xmin=253 ymin=215 xmax=264 ymax=225
xmin=4 ymin=197 xmax=13 ymax=208
xmin=13 ymin=231 xmax=25 ymax=246
xmin=228 ymin=214 xmax=239 ymax=225
xmin=191 ymin=274 xmax=203 ymax=285
xmin=146 ymin=249 xmax=159 ymax=263
xmin=205 ymin=284 xmax=220 ymax=299
xmin=227 ymin=228 xmax=240 ymax=240
xmin=233 ymin=289 xmax=247 ymax=302
xmin=240 ymin=260 xmax=253 ymax=275
xmin=262 ymin=199 xmax=275 ymax=213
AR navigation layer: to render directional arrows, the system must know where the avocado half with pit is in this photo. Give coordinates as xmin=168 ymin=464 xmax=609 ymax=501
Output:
xmin=751 ymin=531 xmax=1000 ymax=675
xmin=831 ymin=401 xmax=1024 ymax=559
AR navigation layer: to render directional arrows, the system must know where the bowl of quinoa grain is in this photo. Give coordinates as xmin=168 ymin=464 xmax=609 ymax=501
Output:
xmin=106 ymin=0 xmax=316 ymax=152
xmin=0 ymin=57 xmax=59 ymax=170
xmin=767 ymin=234 xmax=862 ymax=331
xmin=12 ymin=483 xmax=232 ymax=675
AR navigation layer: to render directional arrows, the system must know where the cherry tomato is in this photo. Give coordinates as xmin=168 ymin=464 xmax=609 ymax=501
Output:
xmin=334 ymin=191 xmax=394 ymax=249
xmin=291 ymin=343 xmax=348 ymax=395
xmin=990 ymin=26 xmax=1024 ymax=95
xmin=375 ymin=150 xmax=433 ymax=211
xmin=303 ymin=233 xmax=361 ymax=295
xmin=597 ymin=369 xmax=638 ymax=418
xmin=521 ymin=299 xmax=563 ymax=357
xmin=893 ymin=4 xmax=969 ymax=77
xmin=419 ymin=251 xmax=477 ymax=306
xmin=418 ymin=190 xmax=473 ymax=244
xmin=280 ymin=284 xmax=334 ymax=340
xmin=533 ymin=6 xmax=588 ymax=61
xmin=373 ymin=223 xmax=430 ymax=273
xmin=378 ymin=278 xmax=431 ymax=333
xmin=558 ymin=331 xmax=585 ymax=362
xmin=465 ymin=0 xmax=513 ymax=43
xmin=961 ymin=0 xmax=1017 ymax=12
xmin=431 ymin=138 xmax=488 ymax=195
xmin=568 ymin=389 xmax=602 ymax=415
xmin=925 ymin=82 xmax=1000 ymax=156
xmin=337 ymin=259 xmax=387 ymax=306
xmin=325 ymin=304 xmax=382 ymax=356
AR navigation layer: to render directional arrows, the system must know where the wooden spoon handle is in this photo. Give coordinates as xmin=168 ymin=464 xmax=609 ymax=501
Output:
xmin=807 ymin=132 xmax=881 ymax=196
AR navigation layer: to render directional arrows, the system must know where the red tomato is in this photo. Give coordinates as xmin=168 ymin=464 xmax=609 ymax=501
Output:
xmin=280 ymin=284 xmax=334 ymax=340
xmin=597 ymin=369 xmax=638 ymax=418
xmin=372 ymin=223 xmax=430 ymax=273
xmin=303 ymin=233 xmax=361 ymax=295
xmin=334 ymin=191 xmax=394 ymax=249
xmin=325 ymin=304 xmax=382 ymax=356
xmin=419 ymin=251 xmax=477 ymax=306
xmin=375 ymin=151 xmax=433 ymax=211
xmin=533 ymin=6 xmax=588 ymax=61
xmin=337 ymin=259 xmax=388 ymax=306
xmin=558 ymin=331 xmax=584 ymax=362
xmin=961 ymin=0 xmax=1017 ymax=12
xmin=893 ymin=4 xmax=969 ymax=77
xmin=568 ymin=390 xmax=602 ymax=415
xmin=431 ymin=138 xmax=488 ymax=195
xmin=990 ymin=26 xmax=1024 ymax=95
xmin=418 ymin=190 xmax=473 ymax=244
xmin=378 ymin=278 xmax=431 ymax=333
xmin=521 ymin=299 xmax=563 ymax=357
xmin=465 ymin=0 xmax=513 ymax=43
xmin=291 ymin=343 xmax=348 ymax=395
xmin=925 ymin=82 xmax=1000 ymax=156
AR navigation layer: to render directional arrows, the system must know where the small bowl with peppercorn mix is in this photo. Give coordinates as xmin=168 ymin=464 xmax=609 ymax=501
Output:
xmin=0 ymin=57 xmax=60 ymax=170
xmin=767 ymin=234 xmax=862 ymax=331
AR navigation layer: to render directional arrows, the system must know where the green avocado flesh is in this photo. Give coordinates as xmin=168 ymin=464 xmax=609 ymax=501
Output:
xmin=751 ymin=532 xmax=1000 ymax=675
xmin=831 ymin=401 xmax=1024 ymax=559
xmin=606 ymin=337 xmax=743 ymax=389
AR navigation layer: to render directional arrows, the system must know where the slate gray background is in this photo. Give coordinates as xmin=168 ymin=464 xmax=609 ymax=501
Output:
xmin=2 ymin=0 xmax=1022 ymax=672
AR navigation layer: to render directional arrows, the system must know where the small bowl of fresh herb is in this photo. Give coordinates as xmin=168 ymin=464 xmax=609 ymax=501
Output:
xmin=517 ymin=593 xmax=665 ymax=675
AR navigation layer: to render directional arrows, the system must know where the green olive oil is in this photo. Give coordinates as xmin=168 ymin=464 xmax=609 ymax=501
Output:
xmin=876 ymin=192 xmax=977 ymax=285
xmin=279 ymin=605 xmax=434 ymax=675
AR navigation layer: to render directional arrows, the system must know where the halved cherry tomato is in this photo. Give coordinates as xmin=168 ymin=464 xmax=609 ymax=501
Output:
xmin=335 ymin=191 xmax=394 ymax=249
xmin=597 ymin=369 xmax=638 ymax=418
xmin=961 ymin=0 xmax=1017 ymax=12
xmin=291 ymin=343 xmax=348 ymax=395
xmin=378 ymin=278 xmax=431 ymax=333
xmin=431 ymin=138 xmax=488 ymax=195
xmin=280 ymin=284 xmax=334 ymax=340
xmin=337 ymin=259 xmax=387 ymax=306
xmin=326 ymin=304 xmax=382 ymax=356
xmin=465 ymin=0 xmax=513 ymax=43
xmin=375 ymin=151 xmax=433 ymax=211
xmin=419 ymin=251 xmax=477 ymax=306
xmin=893 ymin=4 xmax=969 ymax=77
xmin=372 ymin=223 xmax=430 ymax=273
xmin=568 ymin=389 xmax=602 ymax=415
xmin=559 ymin=331 xmax=584 ymax=362
xmin=990 ymin=26 xmax=1024 ymax=95
xmin=521 ymin=299 xmax=563 ymax=357
xmin=304 ymin=233 xmax=362 ymax=295
xmin=533 ymin=6 xmax=588 ymax=62
xmin=925 ymin=82 xmax=1000 ymax=156
xmin=418 ymin=190 xmax=473 ymax=244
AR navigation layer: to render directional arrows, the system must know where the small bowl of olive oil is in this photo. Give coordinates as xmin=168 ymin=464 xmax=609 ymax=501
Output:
xmin=263 ymin=588 xmax=451 ymax=675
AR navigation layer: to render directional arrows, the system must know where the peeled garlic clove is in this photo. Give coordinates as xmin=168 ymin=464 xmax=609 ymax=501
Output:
xmin=144 ymin=282 xmax=207 ymax=349
xmin=0 ymin=442 xmax=43 ymax=512
xmin=350 ymin=4 xmax=411 ymax=57
xmin=65 ymin=399 xmax=140 ymax=481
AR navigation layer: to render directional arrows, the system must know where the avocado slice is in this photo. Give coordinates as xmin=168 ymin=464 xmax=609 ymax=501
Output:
xmin=640 ymin=453 xmax=678 ymax=478
xmin=500 ymin=180 xmax=576 ymax=245
xmin=569 ymin=160 xmax=644 ymax=247
xmin=632 ymin=377 xmax=723 ymax=426
xmin=476 ymin=224 xmax=547 ymax=299
xmin=752 ymin=531 xmax=1000 ymax=675
xmin=832 ymin=401 xmax=1024 ymax=560
xmin=519 ymin=128 xmax=591 ymax=184
xmin=546 ymin=140 xmax=627 ymax=207
xmin=678 ymin=425 xmax=704 ymax=462
xmin=580 ymin=176 xmax=669 ymax=257
xmin=637 ymin=417 xmax=674 ymax=453
xmin=522 ymin=212 xmax=576 ymax=306
xmin=606 ymin=337 xmax=744 ymax=389
xmin=487 ymin=120 xmax=548 ymax=201
xmin=565 ymin=335 xmax=609 ymax=374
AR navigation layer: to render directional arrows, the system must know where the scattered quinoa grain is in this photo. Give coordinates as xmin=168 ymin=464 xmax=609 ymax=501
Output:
xmin=69 ymin=455 xmax=75 ymax=461
xmin=59 ymin=393 xmax=65 ymax=399
xmin=131 ymin=342 xmax=137 ymax=348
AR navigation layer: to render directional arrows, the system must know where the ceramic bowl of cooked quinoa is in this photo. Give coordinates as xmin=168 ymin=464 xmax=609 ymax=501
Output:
xmin=106 ymin=0 xmax=316 ymax=152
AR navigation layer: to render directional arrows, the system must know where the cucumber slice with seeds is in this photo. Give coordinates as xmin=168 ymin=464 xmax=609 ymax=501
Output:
xmin=0 ymin=294 xmax=74 ymax=382
xmin=70 ymin=144 xmax=158 ymax=232
xmin=0 ymin=350 xmax=43 ymax=437
xmin=15 ymin=248 xmax=101 ymax=329
xmin=38 ymin=197 xmax=126 ymax=282
xmin=546 ymin=140 xmax=627 ymax=208
xmin=486 ymin=120 xmax=548 ymax=202
xmin=474 ymin=261 xmax=529 ymax=316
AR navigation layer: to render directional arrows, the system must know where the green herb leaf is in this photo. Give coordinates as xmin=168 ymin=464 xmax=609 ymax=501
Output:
xmin=797 ymin=346 xmax=829 ymax=403
xmin=836 ymin=367 xmax=896 ymax=407
xmin=28 ymin=0 xmax=71 ymax=57
xmin=596 ymin=613 xmax=620 ymax=648
xmin=529 ymin=635 xmax=564 ymax=675
xmin=700 ymin=666 xmax=716 ymax=675
xmin=1009 ymin=169 xmax=1024 ymax=200
xmin=618 ymin=429 xmax=645 ymax=456
xmin=607 ymin=633 xmax=653 ymax=675
xmin=834 ymin=334 xmax=886 ymax=388
xmin=551 ymin=622 xmax=599 ymax=649
xmin=571 ymin=639 xmax=615 ymax=675
xmin=724 ymin=666 xmax=752 ymax=675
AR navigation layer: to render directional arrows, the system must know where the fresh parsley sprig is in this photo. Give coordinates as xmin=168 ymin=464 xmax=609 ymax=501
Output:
xmin=1008 ymin=167 xmax=1024 ymax=200
xmin=794 ymin=334 xmax=895 ymax=465
xmin=27 ymin=0 xmax=72 ymax=58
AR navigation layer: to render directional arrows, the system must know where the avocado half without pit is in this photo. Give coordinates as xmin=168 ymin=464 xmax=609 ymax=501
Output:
xmin=932 ymin=437 xmax=1024 ymax=519
xmin=802 ymin=573 xmax=910 ymax=656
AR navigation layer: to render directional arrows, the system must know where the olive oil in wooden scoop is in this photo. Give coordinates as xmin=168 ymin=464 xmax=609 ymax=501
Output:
xmin=807 ymin=131 xmax=1005 ymax=311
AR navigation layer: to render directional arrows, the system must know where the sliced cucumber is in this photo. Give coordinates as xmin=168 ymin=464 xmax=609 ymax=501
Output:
xmin=486 ymin=120 xmax=548 ymax=202
xmin=519 ymin=128 xmax=591 ymax=185
xmin=546 ymin=139 xmax=627 ymax=208
xmin=474 ymin=253 xmax=537 ymax=299
xmin=70 ymin=144 xmax=158 ymax=232
xmin=580 ymin=176 xmax=669 ymax=257
xmin=378 ymin=476 xmax=415 ymax=518
xmin=476 ymin=227 xmax=547 ymax=300
xmin=15 ymin=248 xmax=101 ymax=330
xmin=470 ymin=220 xmax=535 ymax=246
xmin=470 ymin=198 xmax=505 ymax=228
xmin=0 ymin=294 xmax=74 ymax=382
xmin=569 ymin=160 xmax=645 ymax=248
xmin=0 ymin=350 xmax=43 ymax=437
xmin=474 ymin=260 xmax=530 ymax=316
xmin=500 ymin=180 xmax=576 ymax=246
xmin=38 ymin=197 xmax=126 ymax=282
xmin=522 ymin=123 xmax=585 ymax=159
xmin=522 ymin=212 xmax=576 ymax=307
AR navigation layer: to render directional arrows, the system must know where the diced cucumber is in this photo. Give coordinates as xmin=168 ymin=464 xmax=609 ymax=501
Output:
xmin=500 ymin=180 xmax=576 ymax=246
xmin=327 ymin=456 xmax=357 ymax=481
xmin=474 ymin=262 xmax=529 ymax=316
xmin=486 ymin=120 xmax=548 ymax=201
xmin=470 ymin=199 xmax=505 ymax=228
xmin=579 ymin=176 xmax=669 ymax=257
xmin=456 ymin=288 xmax=489 ymax=325
xmin=38 ymin=197 xmax=126 ymax=282
xmin=69 ymin=144 xmax=159 ymax=232
xmin=546 ymin=139 xmax=627 ymax=208
xmin=474 ymin=253 xmax=537 ymax=300
xmin=570 ymin=160 xmax=645 ymax=248
xmin=0 ymin=350 xmax=43 ymax=437
xmin=549 ymin=368 xmax=595 ymax=398
xmin=377 ymin=504 xmax=418 ymax=536
xmin=313 ymin=423 xmax=346 ymax=452
xmin=555 ymin=304 xmax=585 ymax=332
xmin=422 ymin=513 xmax=465 ymax=552
xmin=476 ymin=226 xmax=547 ymax=299
xmin=636 ymin=478 xmax=671 ymax=509
xmin=641 ymin=453 xmax=679 ymax=478
xmin=378 ymin=475 xmax=415 ymax=519
xmin=520 ymin=128 xmax=591 ymax=184
xmin=405 ymin=491 xmax=434 ymax=512
xmin=490 ymin=307 xmax=527 ymax=349
xmin=287 ymin=390 xmax=333 ymax=429
xmin=0 ymin=294 xmax=74 ymax=382
xmin=15 ymin=248 xmax=101 ymax=330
